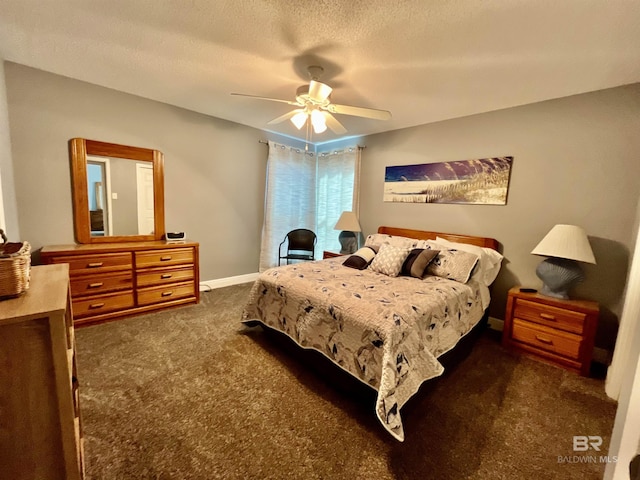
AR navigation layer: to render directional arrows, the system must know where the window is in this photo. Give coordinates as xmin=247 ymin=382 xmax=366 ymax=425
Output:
xmin=259 ymin=142 xmax=360 ymax=270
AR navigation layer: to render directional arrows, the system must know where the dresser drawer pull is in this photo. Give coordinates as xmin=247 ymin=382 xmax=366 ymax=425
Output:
xmin=161 ymin=291 xmax=173 ymax=297
xmin=539 ymin=313 xmax=556 ymax=321
xmin=161 ymin=274 xmax=172 ymax=279
xmin=89 ymin=302 xmax=105 ymax=309
xmin=160 ymin=256 xmax=172 ymax=261
xmin=87 ymin=262 xmax=104 ymax=268
xmin=535 ymin=335 xmax=553 ymax=345
xmin=88 ymin=282 xmax=104 ymax=288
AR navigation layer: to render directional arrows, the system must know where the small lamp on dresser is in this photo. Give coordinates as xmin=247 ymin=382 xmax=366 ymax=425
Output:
xmin=334 ymin=211 xmax=361 ymax=255
xmin=531 ymin=224 xmax=596 ymax=299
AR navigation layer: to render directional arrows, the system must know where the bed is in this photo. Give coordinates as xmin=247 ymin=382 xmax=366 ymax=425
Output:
xmin=242 ymin=226 xmax=501 ymax=441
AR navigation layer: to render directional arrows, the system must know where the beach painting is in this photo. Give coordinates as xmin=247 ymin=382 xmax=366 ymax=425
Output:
xmin=384 ymin=156 xmax=513 ymax=205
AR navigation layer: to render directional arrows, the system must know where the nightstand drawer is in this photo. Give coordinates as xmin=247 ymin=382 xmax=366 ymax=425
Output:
xmin=513 ymin=298 xmax=586 ymax=334
xmin=512 ymin=319 xmax=582 ymax=360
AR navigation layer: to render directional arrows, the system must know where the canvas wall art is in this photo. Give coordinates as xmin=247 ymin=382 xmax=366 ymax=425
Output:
xmin=384 ymin=156 xmax=513 ymax=205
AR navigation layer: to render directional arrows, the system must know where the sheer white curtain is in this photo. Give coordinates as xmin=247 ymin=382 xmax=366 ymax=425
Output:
xmin=315 ymin=146 xmax=361 ymax=254
xmin=259 ymin=141 xmax=316 ymax=271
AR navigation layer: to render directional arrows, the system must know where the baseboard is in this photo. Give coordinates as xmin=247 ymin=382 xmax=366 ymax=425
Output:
xmin=488 ymin=316 xmax=504 ymax=332
xmin=487 ymin=316 xmax=610 ymax=365
xmin=199 ymin=272 xmax=259 ymax=291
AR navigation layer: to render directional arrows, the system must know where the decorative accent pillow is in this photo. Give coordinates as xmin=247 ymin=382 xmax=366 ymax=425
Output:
xmin=368 ymin=244 xmax=412 ymax=277
xmin=365 ymin=234 xmax=420 ymax=250
xmin=343 ymin=246 xmax=377 ymax=270
xmin=425 ymin=245 xmax=480 ymax=283
xmin=434 ymin=237 xmax=503 ymax=286
xmin=401 ymin=248 xmax=440 ymax=278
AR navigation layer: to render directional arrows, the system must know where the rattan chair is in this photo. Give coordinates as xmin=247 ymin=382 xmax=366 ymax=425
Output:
xmin=278 ymin=229 xmax=317 ymax=266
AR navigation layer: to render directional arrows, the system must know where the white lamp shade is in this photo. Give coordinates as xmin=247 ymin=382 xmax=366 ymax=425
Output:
xmin=310 ymin=110 xmax=327 ymax=134
xmin=531 ymin=224 xmax=596 ymax=264
xmin=334 ymin=211 xmax=361 ymax=232
xmin=290 ymin=111 xmax=307 ymax=130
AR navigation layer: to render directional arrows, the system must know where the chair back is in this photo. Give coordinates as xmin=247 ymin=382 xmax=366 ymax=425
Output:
xmin=287 ymin=229 xmax=316 ymax=252
xmin=278 ymin=229 xmax=317 ymax=265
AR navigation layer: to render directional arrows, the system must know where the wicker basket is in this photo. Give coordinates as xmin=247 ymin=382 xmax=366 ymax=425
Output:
xmin=0 ymin=239 xmax=31 ymax=299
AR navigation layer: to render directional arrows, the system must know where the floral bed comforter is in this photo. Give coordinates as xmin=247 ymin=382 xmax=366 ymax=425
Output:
xmin=241 ymin=257 xmax=486 ymax=441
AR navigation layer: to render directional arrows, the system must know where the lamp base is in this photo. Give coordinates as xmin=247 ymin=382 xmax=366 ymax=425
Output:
xmin=536 ymin=257 xmax=584 ymax=299
xmin=338 ymin=231 xmax=357 ymax=255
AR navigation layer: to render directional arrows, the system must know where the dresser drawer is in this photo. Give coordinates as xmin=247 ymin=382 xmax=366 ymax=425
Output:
xmin=73 ymin=291 xmax=135 ymax=318
xmin=135 ymin=248 xmax=194 ymax=269
xmin=513 ymin=298 xmax=586 ymax=335
xmin=70 ymin=273 xmax=133 ymax=297
xmin=512 ymin=319 xmax=582 ymax=360
xmin=137 ymin=281 xmax=195 ymax=306
xmin=137 ymin=267 xmax=195 ymax=287
xmin=49 ymin=252 xmax=132 ymax=276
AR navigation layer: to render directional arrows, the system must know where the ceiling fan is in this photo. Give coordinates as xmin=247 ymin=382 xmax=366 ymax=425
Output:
xmin=231 ymin=66 xmax=392 ymax=136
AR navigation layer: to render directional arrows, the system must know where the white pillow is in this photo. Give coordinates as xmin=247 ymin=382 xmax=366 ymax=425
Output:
xmin=424 ymin=245 xmax=480 ymax=283
xmin=368 ymin=244 xmax=412 ymax=277
xmin=434 ymin=237 xmax=503 ymax=286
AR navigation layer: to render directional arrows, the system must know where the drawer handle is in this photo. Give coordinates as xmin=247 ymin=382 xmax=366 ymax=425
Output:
xmin=89 ymin=302 xmax=105 ymax=309
xmin=539 ymin=313 xmax=556 ymax=321
xmin=161 ymin=291 xmax=173 ymax=297
xmin=160 ymin=256 xmax=172 ymax=261
xmin=87 ymin=262 xmax=104 ymax=268
xmin=535 ymin=335 xmax=553 ymax=345
xmin=161 ymin=274 xmax=172 ymax=279
xmin=88 ymin=282 xmax=104 ymax=288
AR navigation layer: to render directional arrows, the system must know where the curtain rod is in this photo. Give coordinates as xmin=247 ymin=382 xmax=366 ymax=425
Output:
xmin=258 ymin=140 xmax=366 ymax=149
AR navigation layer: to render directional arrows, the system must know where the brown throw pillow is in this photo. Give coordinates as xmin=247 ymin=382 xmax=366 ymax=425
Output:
xmin=343 ymin=246 xmax=377 ymax=270
xmin=401 ymin=248 xmax=440 ymax=278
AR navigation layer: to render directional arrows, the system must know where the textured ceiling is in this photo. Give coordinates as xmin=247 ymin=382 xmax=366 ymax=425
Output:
xmin=1 ymin=0 xmax=639 ymax=144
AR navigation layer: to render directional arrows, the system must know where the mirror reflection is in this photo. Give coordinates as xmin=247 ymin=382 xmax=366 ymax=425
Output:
xmin=70 ymin=138 xmax=165 ymax=244
xmin=86 ymin=156 xmax=155 ymax=237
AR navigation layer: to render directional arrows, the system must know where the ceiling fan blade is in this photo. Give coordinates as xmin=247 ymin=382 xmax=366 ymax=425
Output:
xmin=324 ymin=112 xmax=347 ymax=135
xmin=267 ymin=109 xmax=304 ymax=125
xmin=326 ymin=103 xmax=392 ymax=121
xmin=230 ymin=93 xmax=300 ymax=106
xmin=308 ymin=80 xmax=332 ymax=103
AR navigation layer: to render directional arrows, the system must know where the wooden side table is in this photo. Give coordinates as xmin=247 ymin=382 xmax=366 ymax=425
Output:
xmin=323 ymin=251 xmax=344 ymax=259
xmin=502 ymin=286 xmax=599 ymax=376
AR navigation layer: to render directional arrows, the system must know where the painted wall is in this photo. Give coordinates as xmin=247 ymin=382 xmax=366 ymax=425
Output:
xmin=0 ymin=60 xmax=19 ymax=237
xmin=359 ymin=84 xmax=640 ymax=340
xmin=5 ymin=60 xmax=640 ymax=338
xmin=3 ymin=62 xmax=299 ymax=280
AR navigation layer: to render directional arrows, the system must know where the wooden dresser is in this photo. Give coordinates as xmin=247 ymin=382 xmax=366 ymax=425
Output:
xmin=502 ymin=286 xmax=599 ymax=376
xmin=0 ymin=264 xmax=84 ymax=480
xmin=41 ymin=241 xmax=199 ymax=326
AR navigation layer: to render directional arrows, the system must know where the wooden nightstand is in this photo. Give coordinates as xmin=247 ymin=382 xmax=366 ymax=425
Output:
xmin=323 ymin=251 xmax=343 ymax=259
xmin=502 ymin=286 xmax=599 ymax=376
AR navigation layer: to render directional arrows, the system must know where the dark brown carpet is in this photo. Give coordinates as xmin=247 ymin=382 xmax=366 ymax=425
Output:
xmin=75 ymin=283 xmax=617 ymax=479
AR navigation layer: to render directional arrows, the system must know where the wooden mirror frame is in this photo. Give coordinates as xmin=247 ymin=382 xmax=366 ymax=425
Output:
xmin=70 ymin=138 xmax=165 ymax=244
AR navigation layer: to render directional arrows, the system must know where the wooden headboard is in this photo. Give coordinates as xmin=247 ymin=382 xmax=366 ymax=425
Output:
xmin=378 ymin=226 xmax=499 ymax=251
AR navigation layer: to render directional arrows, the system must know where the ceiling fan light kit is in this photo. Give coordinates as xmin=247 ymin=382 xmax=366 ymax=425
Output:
xmin=231 ymin=65 xmax=392 ymax=140
xmin=290 ymin=110 xmax=308 ymax=130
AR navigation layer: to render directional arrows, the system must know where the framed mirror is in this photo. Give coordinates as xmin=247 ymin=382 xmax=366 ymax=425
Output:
xmin=70 ymin=138 xmax=165 ymax=244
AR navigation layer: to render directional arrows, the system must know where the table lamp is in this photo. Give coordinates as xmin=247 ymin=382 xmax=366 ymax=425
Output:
xmin=334 ymin=211 xmax=361 ymax=254
xmin=531 ymin=224 xmax=596 ymax=299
